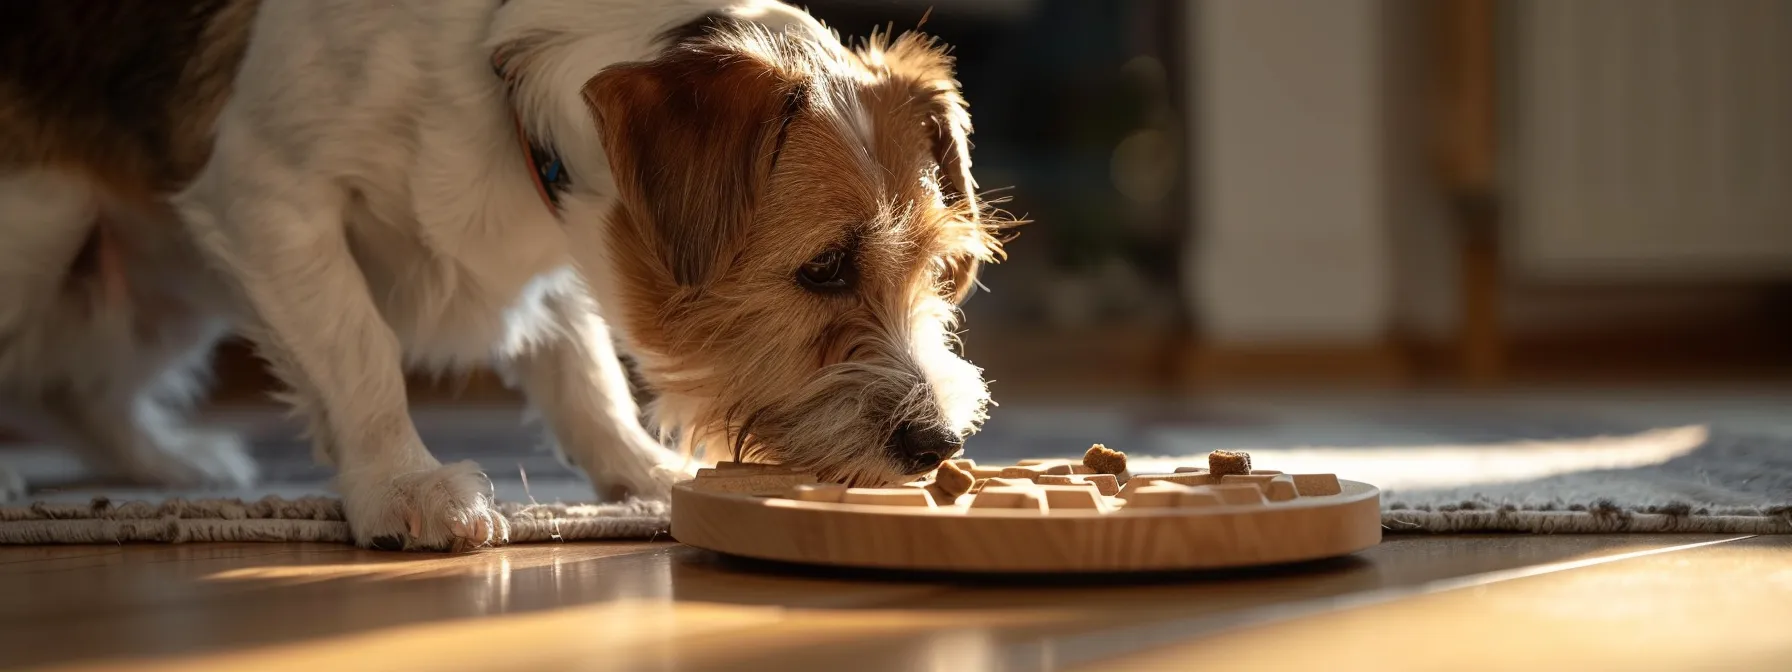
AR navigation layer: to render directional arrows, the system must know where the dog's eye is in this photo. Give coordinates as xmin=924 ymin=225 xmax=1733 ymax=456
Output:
xmin=797 ymin=249 xmax=852 ymax=292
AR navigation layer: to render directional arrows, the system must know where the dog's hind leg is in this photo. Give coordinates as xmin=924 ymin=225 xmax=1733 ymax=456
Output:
xmin=0 ymin=170 xmax=254 ymax=491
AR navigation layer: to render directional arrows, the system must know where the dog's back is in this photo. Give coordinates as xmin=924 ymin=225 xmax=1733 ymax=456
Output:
xmin=0 ymin=0 xmax=259 ymax=200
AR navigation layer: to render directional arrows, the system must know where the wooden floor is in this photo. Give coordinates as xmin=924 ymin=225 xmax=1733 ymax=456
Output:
xmin=1 ymin=534 xmax=1787 ymax=671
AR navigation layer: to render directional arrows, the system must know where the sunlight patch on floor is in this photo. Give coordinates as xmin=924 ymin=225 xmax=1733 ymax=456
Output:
xmin=1130 ymin=425 xmax=1710 ymax=490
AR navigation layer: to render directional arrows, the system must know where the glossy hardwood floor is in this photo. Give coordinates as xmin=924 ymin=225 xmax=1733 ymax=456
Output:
xmin=2 ymin=534 xmax=1785 ymax=671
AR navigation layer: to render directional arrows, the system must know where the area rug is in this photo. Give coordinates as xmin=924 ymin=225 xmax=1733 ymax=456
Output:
xmin=3 ymin=404 xmax=1789 ymax=545
xmin=1133 ymin=425 xmax=1792 ymax=534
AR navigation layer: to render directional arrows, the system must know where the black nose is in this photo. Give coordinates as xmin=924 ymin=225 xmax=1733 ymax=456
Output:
xmin=887 ymin=423 xmax=962 ymax=472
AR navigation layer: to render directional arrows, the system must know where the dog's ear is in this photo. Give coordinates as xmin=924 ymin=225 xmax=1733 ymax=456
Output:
xmin=930 ymin=89 xmax=986 ymax=306
xmin=878 ymin=33 xmax=995 ymax=305
xmin=584 ymin=47 xmax=804 ymax=287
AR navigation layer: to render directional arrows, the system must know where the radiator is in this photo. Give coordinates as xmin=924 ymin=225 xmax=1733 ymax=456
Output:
xmin=1505 ymin=0 xmax=1792 ymax=283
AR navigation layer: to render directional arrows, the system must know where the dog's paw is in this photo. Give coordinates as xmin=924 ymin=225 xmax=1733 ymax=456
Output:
xmin=0 ymin=466 xmax=25 ymax=502
xmin=117 ymin=428 xmax=259 ymax=490
xmin=340 ymin=460 xmax=510 ymax=552
xmin=594 ymin=457 xmax=695 ymax=502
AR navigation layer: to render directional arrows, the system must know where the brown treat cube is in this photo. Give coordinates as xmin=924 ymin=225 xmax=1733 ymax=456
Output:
xmin=1264 ymin=475 xmax=1299 ymax=501
xmin=1039 ymin=484 xmax=1104 ymax=510
xmin=969 ymin=488 xmax=1048 ymax=513
xmin=1125 ymin=483 xmax=1195 ymax=509
xmin=925 ymin=461 xmax=977 ymax=505
xmin=842 ymin=488 xmax=935 ymax=507
xmin=1173 ymin=466 xmax=1210 ymax=474
xmin=693 ymin=470 xmax=819 ymax=496
xmin=1251 ymin=469 xmax=1284 ymax=475
xmin=924 ymin=486 xmax=963 ymax=506
xmin=1291 ymin=473 xmax=1343 ymax=496
xmin=1210 ymin=483 xmax=1268 ymax=505
xmin=1082 ymin=444 xmax=1129 ymax=475
xmin=1080 ymin=474 xmax=1121 ymax=496
xmin=1207 ymin=450 xmax=1252 ymax=476
xmin=1219 ymin=474 xmax=1278 ymax=490
xmin=789 ymin=483 xmax=848 ymax=502
xmin=931 ymin=461 xmax=975 ymax=496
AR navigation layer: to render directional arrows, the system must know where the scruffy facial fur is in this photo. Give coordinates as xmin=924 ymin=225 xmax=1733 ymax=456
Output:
xmin=583 ymin=21 xmax=1011 ymax=485
xmin=0 ymin=0 xmax=1014 ymax=550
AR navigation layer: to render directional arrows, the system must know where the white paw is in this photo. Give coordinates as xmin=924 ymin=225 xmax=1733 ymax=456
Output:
xmin=117 ymin=428 xmax=259 ymax=490
xmin=0 ymin=466 xmax=24 ymax=502
xmin=340 ymin=460 xmax=510 ymax=552
xmin=585 ymin=439 xmax=696 ymax=502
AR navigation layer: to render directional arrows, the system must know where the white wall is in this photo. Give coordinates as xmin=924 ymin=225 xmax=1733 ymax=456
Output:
xmin=1185 ymin=0 xmax=1396 ymax=346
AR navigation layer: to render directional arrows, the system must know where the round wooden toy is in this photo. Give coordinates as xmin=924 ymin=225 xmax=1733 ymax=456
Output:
xmin=670 ymin=454 xmax=1382 ymax=573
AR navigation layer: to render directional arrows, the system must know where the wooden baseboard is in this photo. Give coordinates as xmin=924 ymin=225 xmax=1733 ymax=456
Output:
xmin=200 ymin=314 xmax=1792 ymax=408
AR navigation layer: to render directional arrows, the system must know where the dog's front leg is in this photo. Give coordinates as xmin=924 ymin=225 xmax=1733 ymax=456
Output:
xmin=178 ymin=184 xmax=507 ymax=552
xmin=502 ymin=289 xmax=691 ymax=501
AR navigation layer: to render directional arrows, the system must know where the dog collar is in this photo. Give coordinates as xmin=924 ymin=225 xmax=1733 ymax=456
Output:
xmin=490 ymin=37 xmax=568 ymax=213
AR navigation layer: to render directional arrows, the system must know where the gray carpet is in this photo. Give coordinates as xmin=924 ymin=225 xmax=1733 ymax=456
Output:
xmin=4 ymin=393 xmax=1790 ymax=543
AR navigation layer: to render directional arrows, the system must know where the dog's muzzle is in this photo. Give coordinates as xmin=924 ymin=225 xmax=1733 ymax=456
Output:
xmin=885 ymin=422 xmax=962 ymax=474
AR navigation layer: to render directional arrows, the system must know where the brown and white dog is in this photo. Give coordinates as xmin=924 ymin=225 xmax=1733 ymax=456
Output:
xmin=0 ymin=0 xmax=1014 ymax=550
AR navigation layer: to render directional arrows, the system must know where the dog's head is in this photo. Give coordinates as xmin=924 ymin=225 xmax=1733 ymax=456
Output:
xmin=580 ymin=15 xmax=1014 ymax=485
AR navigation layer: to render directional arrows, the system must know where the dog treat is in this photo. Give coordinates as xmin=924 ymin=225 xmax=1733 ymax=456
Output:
xmin=842 ymin=488 xmax=935 ymax=507
xmin=926 ymin=461 xmax=976 ymax=504
xmin=1264 ymin=475 xmax=1299 ymax=502
xmin=1082 ymin=444 xmax=1128 ymax=475
xmin=789 ymin=483 xmax=849 ymax=503
xmin=1207 ymin=450 xmax=1252 ymax=476
xmin=1291 ymin=473 xmax=1343 ymax=496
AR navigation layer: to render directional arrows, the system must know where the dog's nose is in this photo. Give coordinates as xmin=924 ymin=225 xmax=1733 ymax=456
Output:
xmin=888 ymin=423 xmax=961 ymax=472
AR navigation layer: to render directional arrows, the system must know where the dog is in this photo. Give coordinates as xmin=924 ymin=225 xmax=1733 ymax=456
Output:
xmin=0 ymin=0 xmax=1015 ymax=550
